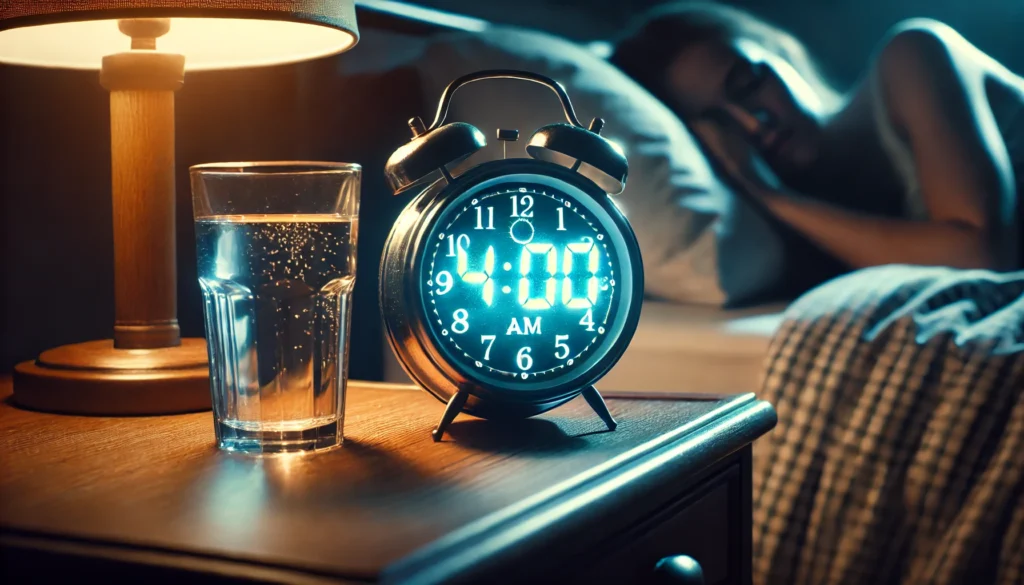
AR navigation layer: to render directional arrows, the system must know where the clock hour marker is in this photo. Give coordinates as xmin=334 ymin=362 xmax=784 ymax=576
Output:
xmin=502 ymin=285 xmax=512 ymax=294
xmin=503 ymin=262 xmax=512 ymax=271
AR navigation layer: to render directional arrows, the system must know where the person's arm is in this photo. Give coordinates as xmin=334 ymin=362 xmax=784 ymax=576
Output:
xmin=757 ymin=190 xmax=993 ymax=269
xmin=692 ymin=118 xmax=998 ymax=269
xmin=691 ymin=22 xmax=1018 ymax=271
xmin=872 ymin=22 xmax=1017 ymax=269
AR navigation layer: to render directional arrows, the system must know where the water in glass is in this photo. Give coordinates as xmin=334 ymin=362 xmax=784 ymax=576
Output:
xmin=196 ymin=213 xmax=357 ymax=453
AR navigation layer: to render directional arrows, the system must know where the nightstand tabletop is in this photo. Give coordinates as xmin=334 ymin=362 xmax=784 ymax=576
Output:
xmin=0 ymin=377 xmax=775 ymax=584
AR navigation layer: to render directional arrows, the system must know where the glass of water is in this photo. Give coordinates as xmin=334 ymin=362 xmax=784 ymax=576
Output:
xmin=190 ymin=162 xmax=360 ymax=454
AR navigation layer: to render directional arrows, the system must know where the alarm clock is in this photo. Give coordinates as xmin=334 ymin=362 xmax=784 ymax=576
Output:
xmin=379 ymin=69 xmax=643 ymax=441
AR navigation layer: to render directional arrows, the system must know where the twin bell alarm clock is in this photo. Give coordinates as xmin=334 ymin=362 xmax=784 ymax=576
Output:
xmin=379 ymin=69 xmax=643 ymax=441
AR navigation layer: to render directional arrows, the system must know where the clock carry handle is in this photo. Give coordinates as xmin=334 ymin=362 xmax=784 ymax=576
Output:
xmin=383 ymin=68 xmax=628 ymax=195
xmin=425 ymin=69 xmax=586 ymax=131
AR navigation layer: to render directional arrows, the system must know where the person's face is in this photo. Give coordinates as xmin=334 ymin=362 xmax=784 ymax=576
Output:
xmin=665 ymin=35 xmax=826 ymax=173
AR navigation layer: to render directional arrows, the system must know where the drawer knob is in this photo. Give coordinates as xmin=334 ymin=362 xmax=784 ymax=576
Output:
xmin=653 ymin=554 xmax=705 ymax=585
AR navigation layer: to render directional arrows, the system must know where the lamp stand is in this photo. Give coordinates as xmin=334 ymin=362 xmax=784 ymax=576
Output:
xmin=13 ymin=19 xmax=210 ymax=415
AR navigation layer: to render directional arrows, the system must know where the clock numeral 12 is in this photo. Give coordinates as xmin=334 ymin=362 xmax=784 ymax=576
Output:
xmin=510 ymin=194 xmax=534 ymax=218
xmin=556 ymin=207 xmax=566 ymax=231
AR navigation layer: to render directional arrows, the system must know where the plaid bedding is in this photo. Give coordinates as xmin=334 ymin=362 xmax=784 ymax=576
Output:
xmin=753 ymin=265 xmax=1024 ymax=585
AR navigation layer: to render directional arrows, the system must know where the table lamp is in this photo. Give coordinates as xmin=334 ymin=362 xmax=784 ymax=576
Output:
xmin=0 ymin=1 xmax=359 ymax=415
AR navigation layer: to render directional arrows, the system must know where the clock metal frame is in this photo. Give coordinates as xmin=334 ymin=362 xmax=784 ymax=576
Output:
xmin=380 ymin=158 xmax=643 ymax=440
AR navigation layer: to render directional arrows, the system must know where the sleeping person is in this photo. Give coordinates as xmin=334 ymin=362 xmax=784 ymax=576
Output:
xmin=609 ymin=2 xmax=1024 ymax=287
xmin=609 ymin=7 xmax=1024 ymax=585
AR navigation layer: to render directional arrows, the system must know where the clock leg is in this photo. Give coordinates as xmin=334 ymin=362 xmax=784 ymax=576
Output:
xmin=582 ymin=386 xmax=617 ymax=431
xmin=432 ymin=388 xmax=470 ymax=442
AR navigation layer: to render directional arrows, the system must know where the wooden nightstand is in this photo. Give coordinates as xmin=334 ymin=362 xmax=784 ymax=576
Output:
xmin=0 ymin=377 xmax=775 ymax=584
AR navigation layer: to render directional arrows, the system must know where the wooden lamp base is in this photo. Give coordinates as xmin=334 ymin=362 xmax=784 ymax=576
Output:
xmin=9 ymin=20 xmax=214 ymax=416
xmin=13 ymin=340 xmax=210 ymax=415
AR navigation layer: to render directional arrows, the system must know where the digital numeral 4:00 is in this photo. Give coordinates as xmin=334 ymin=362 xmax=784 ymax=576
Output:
xmin=435 ymin=236 xmax=609 ymax=309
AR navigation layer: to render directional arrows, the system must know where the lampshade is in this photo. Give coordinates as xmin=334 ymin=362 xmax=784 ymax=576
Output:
xmin=0 ymin=1 xmax=359 ymax=70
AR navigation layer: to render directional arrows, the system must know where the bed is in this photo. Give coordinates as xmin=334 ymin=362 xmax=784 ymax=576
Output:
xmin=598 ymin=301 xmax=784 ymax=394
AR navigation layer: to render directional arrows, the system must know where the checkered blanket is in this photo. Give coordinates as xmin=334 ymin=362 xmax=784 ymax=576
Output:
xmin=753 ymin=265 xmax=1024 ymax=585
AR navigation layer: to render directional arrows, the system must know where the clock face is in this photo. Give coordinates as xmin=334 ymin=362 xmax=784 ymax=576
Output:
xmin=422 ymin=174 xmax=623 ymax=390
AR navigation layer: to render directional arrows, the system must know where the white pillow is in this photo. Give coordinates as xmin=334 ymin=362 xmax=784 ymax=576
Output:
xmin=408 ymin=26 xmax=787 ymax=306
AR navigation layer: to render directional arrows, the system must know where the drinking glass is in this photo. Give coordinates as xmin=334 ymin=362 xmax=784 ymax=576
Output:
xmin=190 ymin=162 xmax=360 ymax=454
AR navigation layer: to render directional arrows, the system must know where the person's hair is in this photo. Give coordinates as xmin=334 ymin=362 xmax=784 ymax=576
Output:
xmin=609 ymin=2 xmax=840 ymax=112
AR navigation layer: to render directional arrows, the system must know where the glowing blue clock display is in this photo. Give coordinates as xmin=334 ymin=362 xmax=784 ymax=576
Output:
xmin=424 ymin=177 xmax=619 ymax=388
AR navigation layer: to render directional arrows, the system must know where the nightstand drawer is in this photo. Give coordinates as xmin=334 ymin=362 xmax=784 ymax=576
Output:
xmin=575 ymin=456 xmax=747 ymax=585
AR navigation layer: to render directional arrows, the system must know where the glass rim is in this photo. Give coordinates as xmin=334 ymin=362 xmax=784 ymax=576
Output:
xmin=190 ymin=161 xmax=362 ymax=175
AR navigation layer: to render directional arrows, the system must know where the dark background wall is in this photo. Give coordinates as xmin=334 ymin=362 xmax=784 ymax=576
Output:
xmin=407 ymin=0 xmax=1024 ymax=86
xmin=2 ymin=0 xmax=1022 ymax=377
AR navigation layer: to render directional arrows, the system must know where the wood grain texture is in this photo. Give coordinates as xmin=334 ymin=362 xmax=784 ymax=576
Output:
xmin=12 ymin=339 xmax=211 ymax=415
xmin=109 ymin=87 xmax=180 ymax=348
xmin=0 ymin=376 xmax=771 ymax=582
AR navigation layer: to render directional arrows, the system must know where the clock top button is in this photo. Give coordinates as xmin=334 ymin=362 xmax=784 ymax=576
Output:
xmin=497 ymin=129 xmax=519 ymax=159
xmin=496 ymin=129 xmax=519 ymax=142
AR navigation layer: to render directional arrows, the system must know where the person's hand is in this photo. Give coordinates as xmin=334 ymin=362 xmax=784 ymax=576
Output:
xmin=690 ymin=118 xmax=782 ymax=198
